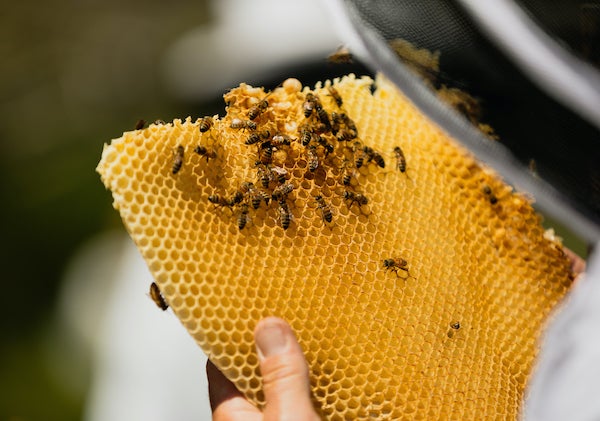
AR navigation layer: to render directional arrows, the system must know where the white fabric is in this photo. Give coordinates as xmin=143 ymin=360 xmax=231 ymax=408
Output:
xmin=524 ymin=245 xmax=600 ymax=421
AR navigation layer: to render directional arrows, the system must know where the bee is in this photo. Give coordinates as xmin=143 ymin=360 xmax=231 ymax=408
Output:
xmin=299 ymin=128 xmax=312 ymax=146
xmin=149 ymin=282 xmax=168 ymax=311
xmin=248 ymin=98 xmax=269 ymax=120
xmin=372 ymin=150 xmax=385 ymax=168
xmin=271 ymin=134 xmax=292 ymax=147
xmin=307 ymin=145 xmax=319 ymax=172
xmin=199 ymin=116 xmax=213 ymax=133
xmin=331 ymin=112 xmax=342 ymax=134
xmin=154 ymin=119 xmax=165 ymax=125
xmin=383 ymin=257 xmax=411 ymax=278
xmin=258 ymin=142 xmax=273 ymax=164
xmin=482 ymin=185 xmax=498 ymax=205
xmin=208 ymin=194 xmax=235 ymax=209
xmin=393 ymin=146 xmax=407 ymax=173
xmin=194 ymin=145 xmax=217 ymax=161
xmin=134 ymin=119 xmax=146 ymax=130
xmin=278 ymin=199 xmax=292 ymax=230
xmin=230 ymin=118 xmax=257 ymax=131
xmin=447 ymin=321 xmax=461 ymax=338
xmin=327 ymin=86 xmax=343 ymax=107
xmin=315 ymin=104 xmax=332 ymax=132
xmin=355 ymin=147 xmax=368 ymax=169
xmin=316 ymin=136 xmax=334 ymax=156
xmin=343 ymin=190 xmax=368 ymax=208
xmin=230 ymin=190 xmax=244 ymax=206
xmin=256 ymin=164 xmax=272 ymax=188
xmin=303 ymin=93 xmax=317 ymax=118
xmin=341 ymin=113 xmax=357 ymax=132
xmin=241 ymin=182 xmax=269 ymax=209
xmin=172 ymin=145 xmax=184 ymax=174
xmin=315 ymin=195 xmax=333 ymax=223
xmin=360 ymin=146 xmax=385 ymax=168
xmin=245 ymin=133 xmax=261 ymax=145
xmin=336 ymin=129 xmax=356 ymax=142
xmin=270 ymin=165 xmax=288 ymax=184
xmin=253 ymin=190 xmax=271 ymax=209
xmin=237 ymin=203 xmax=250 ymax=230
xmin=341 ymin=166 xmax=356 ymax=186
xmin=272 ymin=182 xmax=294 ymax=201
xmin=327 ymin=45 xmax=353 ymax=64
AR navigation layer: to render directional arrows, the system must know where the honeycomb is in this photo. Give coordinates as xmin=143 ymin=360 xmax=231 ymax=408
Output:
xmin=96 ymin=74 xmax=574 ymax=420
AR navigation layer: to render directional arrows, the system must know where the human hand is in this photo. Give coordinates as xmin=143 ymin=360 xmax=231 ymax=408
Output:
xmin=207 ymin=317 xmax=320 ymax=421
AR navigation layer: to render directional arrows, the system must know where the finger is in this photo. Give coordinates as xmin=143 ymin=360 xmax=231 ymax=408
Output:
xmin=206 ymin=359 xmax=261 ymax=421
xmin=254 ymin=317 xmax=320 ymax=420
xmin=563 ymin=247 xmax=586 ymax=278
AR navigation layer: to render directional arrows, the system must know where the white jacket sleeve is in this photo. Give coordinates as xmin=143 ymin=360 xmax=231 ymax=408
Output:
xmin=524 ymin=245 xmax=600 ymax=421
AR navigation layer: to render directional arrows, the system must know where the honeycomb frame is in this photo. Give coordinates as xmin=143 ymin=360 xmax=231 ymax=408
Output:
xmin=97 ymin=74 xmax=573 ymax=420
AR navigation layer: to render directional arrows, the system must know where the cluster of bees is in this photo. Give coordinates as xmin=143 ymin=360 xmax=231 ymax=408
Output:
xmin=155 ymin=83 xmax=416 ymax=295
xmin=161 ymin=85 xmax=411 ymax=233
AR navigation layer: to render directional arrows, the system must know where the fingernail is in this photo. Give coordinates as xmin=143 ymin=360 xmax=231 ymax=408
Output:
xmin=255 ymin=321 xmax=289 ymax=360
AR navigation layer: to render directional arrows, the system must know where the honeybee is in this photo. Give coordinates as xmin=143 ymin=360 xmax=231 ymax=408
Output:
xmin=241 ymin=182 xmax=269 ymax=209
xmin=343 ymin=190 xmax=368 ymax=207
xmin=208 ymin=194 xmax=235 ymax=209
xmin=230 ymin=118 xmax=257 ymax=131
xmin=315 ymin=104 xmax=332 ymax=132
xmin=271 ymin=134 xmax=292 ymax=147
xmin=154 ymin=119 xmax=165 ymax=125
xmin=393 ymin=146 xmax=407 ymax=173
xmin=248 ymin=98 xmax=269 ymax=120
xmin=257 ymin=142 xmax=273 ymax=164
xmin=172 ymin=145 xmax=184 ymax=174
xmin=199 ymin=116 xmax=213 ymax=133
xmin=256 ymin=164 xmax=272 ymax=188
xmin=254 ymin=190 xmax=271 ymax=209
xmin=272 ymin=182 xmax=294 ymax=201
xmin=303 ymin=93 xmax=317 ymax=118
xmin=358 ymin=146 xmax=385 ymax=168
xmin=316 ymin=136 xmax=334 ymax=156
xmin=336 ymin=128 xmax=356 ymax=142
xmin=300 ymin=128 xmax=313 ymax=146
xmin=149 ymin=282 xmax=168 ymax=311
xmin=327 ymin=45 xmax=353 ymax=64
xmin=134 ymin=119 xmax=146 ymax=130
xmin=194 ymin=145 xmax=217 ymax=161
xmin=270 ymin=165 xmax=288 ymax=184
xmin=372 ymin=150 xmax=385 ymax=168
xmin=315 ymin=195 xmax=333 ymax=223
xmin=307 ymin=145 xmax=319 ymax=172
xmin=355 ymin=147 xmax=368 ymax=169
xmin=327 ymin=86 xmax=343 ymax=107
xmin=237 ymin=203 xmax=250 ymax=230
xmin=482 ymin=185 xmax=498 ymax=204
xmin=230 ymin=191 xmax=244 ymax=206
xmin=447 ymin=321 xmax=461 ymax=338
xmin=383 ymin=257 xmax=411 ymax=277
xmin=245 ymin=133 xmax=261 ymax=145
xmin=341 ymin=166 xmax=356 ymax=186
xmin=278 ymin=199 xmax=292 ymax=230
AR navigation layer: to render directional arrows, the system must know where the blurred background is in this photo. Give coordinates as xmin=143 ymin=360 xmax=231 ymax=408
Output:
xmin=0 ymin=0 xmax=588 ymax=420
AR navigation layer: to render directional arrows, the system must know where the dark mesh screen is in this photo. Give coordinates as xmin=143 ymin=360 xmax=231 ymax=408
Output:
xmin=340 ymin=0 xmax=600 ymax=241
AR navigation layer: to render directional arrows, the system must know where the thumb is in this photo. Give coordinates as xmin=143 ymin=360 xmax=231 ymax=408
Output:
xmin=254 ymin=317 xmax=319 ymax=420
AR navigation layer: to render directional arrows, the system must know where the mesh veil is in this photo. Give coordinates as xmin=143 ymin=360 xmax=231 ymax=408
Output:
xmin=327 ymin=0 xmax=600 ymax=242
